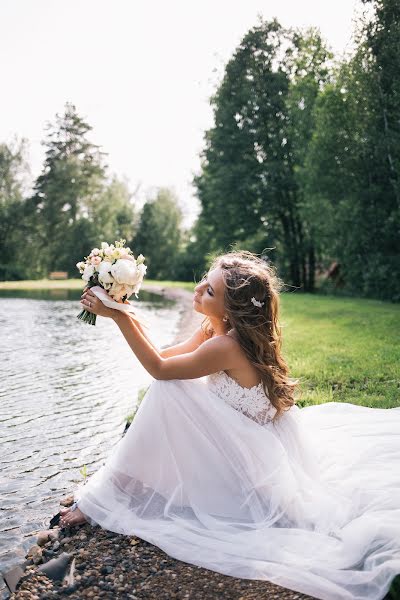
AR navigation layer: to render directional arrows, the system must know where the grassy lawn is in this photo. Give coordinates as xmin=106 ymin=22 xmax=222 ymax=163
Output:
xmin=1 ymin=279 xmax=398 ymax=409
xmin=281 ymin=293 xmax=399 ymax=409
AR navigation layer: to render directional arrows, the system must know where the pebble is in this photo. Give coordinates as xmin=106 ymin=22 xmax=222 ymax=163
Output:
xmin=37 ymin=530 xmax=58 ymax=547
xmin=60 ymin=537 xmax=72 ymax=546
xmin=10 ymin=479 xmax=316 ymax=600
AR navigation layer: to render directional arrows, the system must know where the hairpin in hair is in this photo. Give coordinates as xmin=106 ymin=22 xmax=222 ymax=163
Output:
xmin=251 ymin=296 xmax=264 ymax=308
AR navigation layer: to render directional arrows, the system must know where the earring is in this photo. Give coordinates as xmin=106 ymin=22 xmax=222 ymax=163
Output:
xmin=222 ymin=316 xmax=228 ymax=323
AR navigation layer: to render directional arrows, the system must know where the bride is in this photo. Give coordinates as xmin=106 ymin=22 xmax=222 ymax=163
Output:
xmin=60 ymin=251 xmax=400 ymax=600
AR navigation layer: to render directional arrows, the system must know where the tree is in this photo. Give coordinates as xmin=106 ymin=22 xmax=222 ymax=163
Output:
xmin=132 ymin=188 xmax=183 ymax=280
xmin=284 ymin=28 xmax=333 ymax=291
xmin=90 ymin=176 xmax=137 ymax=243
xmin=193 ymin=19 xmax=332 ymax=291
xmin=304 ymin=0 xmax=400 ymax=300
xmin=0 ymin=138 xmax=32 ymax=279
xmin=29 ymin=102 xmax=107 ymax=274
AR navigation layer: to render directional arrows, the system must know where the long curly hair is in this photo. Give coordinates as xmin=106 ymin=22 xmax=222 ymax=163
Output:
xmin=201 ymin=250 xmax=300 ymax=420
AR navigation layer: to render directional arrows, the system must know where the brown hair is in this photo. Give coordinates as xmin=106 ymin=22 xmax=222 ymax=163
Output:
xmin=201 ymin=250 xmax=300 ymax=420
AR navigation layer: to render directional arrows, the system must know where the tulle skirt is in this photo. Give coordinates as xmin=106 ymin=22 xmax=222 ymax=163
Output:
xmin=75 ymin=378 xmax=400 ymax=600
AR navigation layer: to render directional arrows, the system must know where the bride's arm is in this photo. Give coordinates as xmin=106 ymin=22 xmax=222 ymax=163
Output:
xmin=80 ymin=289 xmax=240 ymax=378
xmin=111 ymin=311 xmax=240 ymax=379
xmin=159 ymin=327 xmax=206 ymax=358
xmin=127 ymin=316 xmax=206 ymax=358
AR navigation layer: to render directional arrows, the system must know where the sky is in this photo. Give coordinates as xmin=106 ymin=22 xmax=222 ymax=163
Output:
xmin=0 ymin=0 xmax=362 ymax=227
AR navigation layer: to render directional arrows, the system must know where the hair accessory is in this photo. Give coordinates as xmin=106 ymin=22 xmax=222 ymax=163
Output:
xmin=251 ymin=296 xmax=264 ymax=308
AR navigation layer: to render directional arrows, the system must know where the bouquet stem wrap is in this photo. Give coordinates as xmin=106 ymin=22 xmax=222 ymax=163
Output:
xmin=77 ymin=285 xmax=148 ymax=327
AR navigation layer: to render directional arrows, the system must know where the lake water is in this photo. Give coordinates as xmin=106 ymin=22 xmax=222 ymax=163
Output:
xmin=0 ymin=290 xmax=182 ymax=593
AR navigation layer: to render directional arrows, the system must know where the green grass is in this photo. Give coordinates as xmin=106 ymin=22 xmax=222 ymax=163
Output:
xmin=1 ymin=279 xmax=398 ymax=409
xmin=280 ymin=293 xmax=400 ymax=409
xmin=0 ymin=278 xmax=197 ymax=291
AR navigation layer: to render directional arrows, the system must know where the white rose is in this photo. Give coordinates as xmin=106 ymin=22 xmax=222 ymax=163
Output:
xmin=137 ymin=254 xmax=145 ymax=265
xmin=82 ymin=264 xmax=95 ymax=282
xmin=76 ymin=261 xmax=85 ymax=273
xmin=111 ymin=259 xmax=139 ymax=286
xmin=92 ymin=248 xmax=100 ymax=256
xmin=101 ymin=242 xmax=109 ymax=250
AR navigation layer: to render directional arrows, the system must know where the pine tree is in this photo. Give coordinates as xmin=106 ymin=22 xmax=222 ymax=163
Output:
xmin=30 ymin=102 xmax=107 ymax=273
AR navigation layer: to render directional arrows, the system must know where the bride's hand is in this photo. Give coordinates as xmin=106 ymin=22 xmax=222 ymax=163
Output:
xmin=81 ymin=289 xmax=116 ymax=319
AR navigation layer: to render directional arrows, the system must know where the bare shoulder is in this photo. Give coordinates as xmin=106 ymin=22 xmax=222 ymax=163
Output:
xmin=201 ymin=333 xmax=242 ymax=354
xmin=190 ymin=326 xmax=208 ymax=346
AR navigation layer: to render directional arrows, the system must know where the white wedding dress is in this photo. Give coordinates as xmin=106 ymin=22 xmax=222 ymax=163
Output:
xmin=75 ymin=371 xmax=400 ymax=600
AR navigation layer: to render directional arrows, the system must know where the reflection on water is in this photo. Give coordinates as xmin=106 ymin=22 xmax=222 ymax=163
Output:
xmin=0 ymin=288 xmax=171 ymax=304
xmin=0 ymin=291 xmax=182 ymax=589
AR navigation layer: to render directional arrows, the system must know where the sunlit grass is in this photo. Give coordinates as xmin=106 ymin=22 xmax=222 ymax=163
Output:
xmin=280 ymin=293 xmax=400 ymax=409
xmin=0 ymin=278 xmax=85 ymax=290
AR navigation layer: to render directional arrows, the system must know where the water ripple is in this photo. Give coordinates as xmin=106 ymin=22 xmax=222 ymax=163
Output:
xmin=0 ymin=294 xmax=180 ymax=586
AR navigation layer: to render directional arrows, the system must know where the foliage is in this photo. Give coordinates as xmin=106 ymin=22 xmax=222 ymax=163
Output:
xmin=0 ymin=104 xmax=157 ymax=280
xmin=90 ymin=176 xmax=137 ymax=245
xmin=125 ymin=386 xmax=149 ymax=427
xmin=303 ymin=0 xmax=400 ymax=301
xmin=191 ymin=2 xmax=399 ymax=300
xmin=132 ymin=188 xmax=183 ymax=280
xmin=193 ymin=19 xmax=333 ymax=291
xmin=28 ymin=102 xmax=107 ymax=275
xmin=0 ymin=138 xmax=32 ymax=280
xmin=79 ymin=464 xmax=88 ymax=483
xmin=1 ymin=1 xmax=399 ymax=297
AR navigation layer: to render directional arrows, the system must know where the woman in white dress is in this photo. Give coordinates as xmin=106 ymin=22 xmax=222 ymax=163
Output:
xmin=60 ymin=251 xmax=400 ymax=600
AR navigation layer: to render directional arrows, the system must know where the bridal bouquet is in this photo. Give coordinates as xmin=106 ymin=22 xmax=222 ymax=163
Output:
xmin=76 ymin=239 xmax=147 ymax=325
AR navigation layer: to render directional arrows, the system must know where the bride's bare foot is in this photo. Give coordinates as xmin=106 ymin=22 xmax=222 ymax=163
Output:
xmin=60 ymin=506 xmax=87 ymax=527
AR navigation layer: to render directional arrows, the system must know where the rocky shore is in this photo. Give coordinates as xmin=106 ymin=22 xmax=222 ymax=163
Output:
xmin=7 ymin=286 xmax=315 ymax=600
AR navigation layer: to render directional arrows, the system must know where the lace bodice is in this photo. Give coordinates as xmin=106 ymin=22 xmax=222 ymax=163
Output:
xmin=207 ymin=370 xmax=276 ymax=425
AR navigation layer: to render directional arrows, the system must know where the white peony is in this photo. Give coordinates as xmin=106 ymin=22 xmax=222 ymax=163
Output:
xmin=82 ymin=264 xmax=95 ymax=282
xmin=137 ymin=263 xmax=147 ymax=278
xmin=131 ymin=263 xmax=147 ymax=288
xmin=98 ymin=261 xmax=114 ymax=285
xmin=123 ymin=254 xmax=136 ymax=263
xmin=111 ymin=259 xmax=139 ymax=286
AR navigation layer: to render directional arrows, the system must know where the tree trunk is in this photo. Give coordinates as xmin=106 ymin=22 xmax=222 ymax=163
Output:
xmin=307 ymin=245 xmax=315 ymax=292
xmin=280 ymin=211 xmax=301 ymax=289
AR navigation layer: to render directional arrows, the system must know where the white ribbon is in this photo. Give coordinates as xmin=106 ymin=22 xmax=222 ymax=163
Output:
xmin=89 ymin=285 xmax=149 ymax=327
